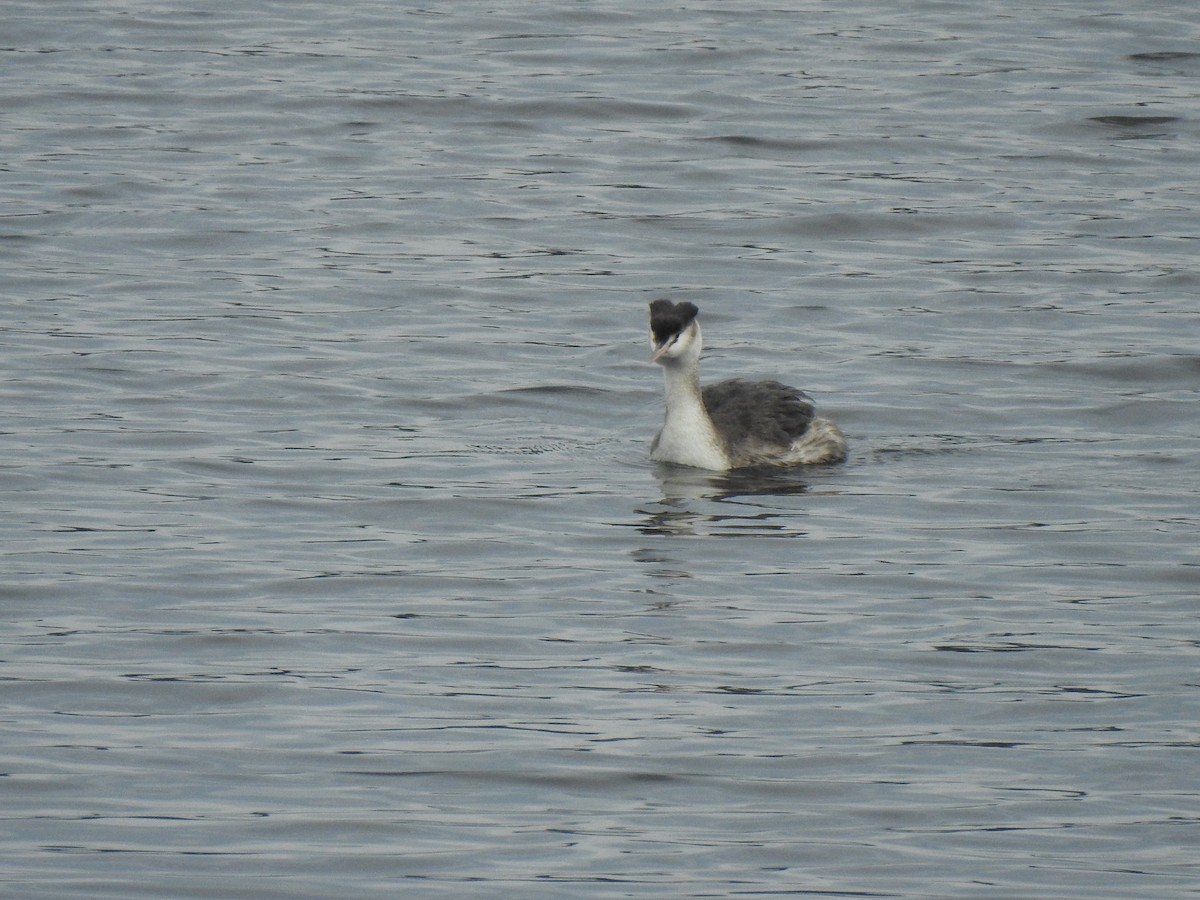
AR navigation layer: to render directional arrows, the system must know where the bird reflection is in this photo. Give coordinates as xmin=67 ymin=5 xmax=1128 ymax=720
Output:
xmin=634 ymin=464 xmax=814 ymax=537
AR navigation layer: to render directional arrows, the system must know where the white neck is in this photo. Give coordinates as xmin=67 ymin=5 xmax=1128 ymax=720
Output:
xmin=651 ymin=331 xmax=729 ymax=469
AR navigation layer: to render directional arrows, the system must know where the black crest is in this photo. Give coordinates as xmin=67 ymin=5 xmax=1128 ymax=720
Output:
xmin=649 ymin=299 xmax=699 ymax=344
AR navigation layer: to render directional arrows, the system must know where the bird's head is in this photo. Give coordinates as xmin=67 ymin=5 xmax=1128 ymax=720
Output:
xmin=648 ymin=299 xmax=702 ymax=366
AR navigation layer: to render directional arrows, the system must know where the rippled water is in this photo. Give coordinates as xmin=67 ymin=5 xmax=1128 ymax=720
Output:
xmin=3 ymin=1 xmax=1199 ymax=897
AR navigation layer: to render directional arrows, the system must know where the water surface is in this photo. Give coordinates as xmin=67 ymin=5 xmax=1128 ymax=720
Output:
xmin=2 ymin=1 xmax=1198 ymax=897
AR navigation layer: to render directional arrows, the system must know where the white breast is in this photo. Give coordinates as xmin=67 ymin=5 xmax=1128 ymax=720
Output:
xmin=650 ymin=393 xmax=730 ymax=470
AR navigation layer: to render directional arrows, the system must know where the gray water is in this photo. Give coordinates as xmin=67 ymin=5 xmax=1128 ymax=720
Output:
xmin=2 ymin=1 xmax=1198 ymax=897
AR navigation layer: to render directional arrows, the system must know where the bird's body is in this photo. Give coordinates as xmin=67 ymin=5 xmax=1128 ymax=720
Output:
xmin=648 ymin=299 xmax=847 ymax=470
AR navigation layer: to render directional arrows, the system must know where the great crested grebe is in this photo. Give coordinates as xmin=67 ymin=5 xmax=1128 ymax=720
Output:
xmin=648 ymin=299 xmax=847 ymax=470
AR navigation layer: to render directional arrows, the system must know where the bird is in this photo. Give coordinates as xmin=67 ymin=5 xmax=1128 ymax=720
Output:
xmin=647 ymin=299 xmax=847 ymax=470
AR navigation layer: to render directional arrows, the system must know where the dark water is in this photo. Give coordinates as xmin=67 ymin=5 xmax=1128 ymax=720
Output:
xmin=3 ymin=2 xmax=1198 ymax=897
